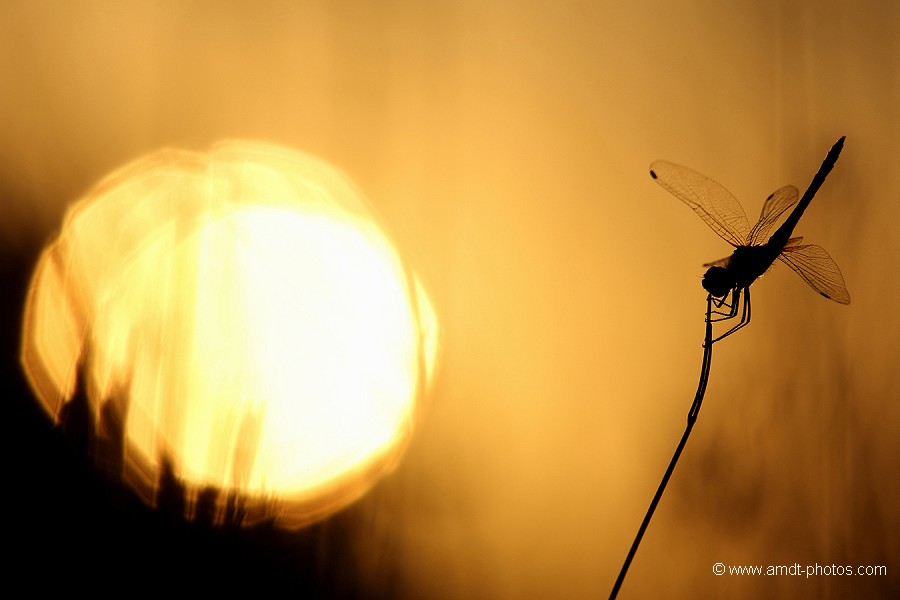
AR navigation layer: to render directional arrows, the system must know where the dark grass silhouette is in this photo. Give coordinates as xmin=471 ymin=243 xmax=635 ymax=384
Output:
xmin=608 ymin=295 xmax=715 ymax=599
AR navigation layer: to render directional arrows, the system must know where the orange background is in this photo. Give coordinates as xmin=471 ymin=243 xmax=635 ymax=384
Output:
xmin=1 ymin=1 xmax=897 ymax=597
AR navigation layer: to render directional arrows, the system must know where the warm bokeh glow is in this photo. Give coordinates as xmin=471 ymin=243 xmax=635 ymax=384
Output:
xmin=21 ymin=142 xmax=438 ymax=526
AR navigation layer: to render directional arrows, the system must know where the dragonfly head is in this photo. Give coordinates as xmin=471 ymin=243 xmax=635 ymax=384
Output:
xmin=702 ymin=266 xmax=733 ymax=298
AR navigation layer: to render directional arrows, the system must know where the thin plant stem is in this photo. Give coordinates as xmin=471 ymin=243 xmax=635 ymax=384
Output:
xmin=608 ymin=294 xmax=715 ymax=599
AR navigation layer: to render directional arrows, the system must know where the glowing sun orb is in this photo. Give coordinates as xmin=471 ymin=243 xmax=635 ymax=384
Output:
xmin=21 ymin=142 xmax=439 ymax=527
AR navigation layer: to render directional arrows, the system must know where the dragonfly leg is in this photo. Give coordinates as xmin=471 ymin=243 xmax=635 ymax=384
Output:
xmin=711 ymin=287 xmax=751 ymax=342
xmin=710 ymin=288 xmax=740 ymax=322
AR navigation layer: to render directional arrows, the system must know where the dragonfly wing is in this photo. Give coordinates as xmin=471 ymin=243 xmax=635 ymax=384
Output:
xmin=702 ymin=255 xmax=732 ymax=268
xmin=777 ymin=244 xmax=850 ymax=304
xmin=748 ymin=185 xmax=798 ymax=245
xmin=650 ymin=160 xmax=750 ymax=247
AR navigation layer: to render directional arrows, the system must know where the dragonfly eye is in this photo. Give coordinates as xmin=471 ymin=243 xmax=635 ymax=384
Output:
xmin=702 ymin=266 xmax=733 ymax=298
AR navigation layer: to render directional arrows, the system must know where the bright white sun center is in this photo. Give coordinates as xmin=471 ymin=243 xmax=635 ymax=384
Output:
xmin=121 ymin=207 xmax=419 ymax=493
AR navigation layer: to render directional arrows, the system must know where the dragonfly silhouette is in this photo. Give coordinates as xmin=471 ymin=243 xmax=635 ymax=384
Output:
xmin=650 ymin=137 xmax=850 ymax=341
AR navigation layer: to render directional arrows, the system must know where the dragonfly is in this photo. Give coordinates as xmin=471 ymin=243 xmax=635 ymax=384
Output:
xmin=650 ymin=137 xmax=850 ymax=341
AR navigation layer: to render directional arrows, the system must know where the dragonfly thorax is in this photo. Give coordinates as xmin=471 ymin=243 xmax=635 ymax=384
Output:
xmin=702 ymin=244 xmax=781 ymax=297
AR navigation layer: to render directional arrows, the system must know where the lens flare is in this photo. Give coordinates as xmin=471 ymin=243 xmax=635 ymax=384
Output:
xmin=21 ymin=142 xmax=438 ymax=527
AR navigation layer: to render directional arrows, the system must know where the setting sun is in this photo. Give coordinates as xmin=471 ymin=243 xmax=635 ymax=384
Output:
xmin=21 ymin=142 xmax=438 ymax=527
